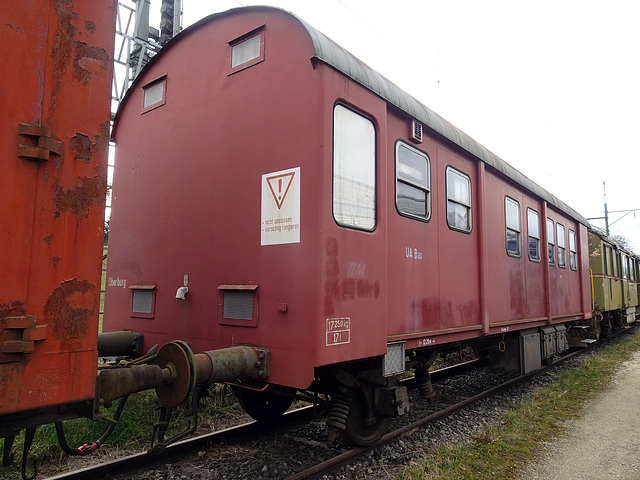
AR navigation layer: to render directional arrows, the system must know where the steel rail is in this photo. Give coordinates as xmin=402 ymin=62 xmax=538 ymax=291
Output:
xmin=45 ymin=407 xmax=314 ymax=480
xmin=284 ymin=349 xmax=584 ymax=480
xmin=45 ymin=347 xmax=592 ymax=480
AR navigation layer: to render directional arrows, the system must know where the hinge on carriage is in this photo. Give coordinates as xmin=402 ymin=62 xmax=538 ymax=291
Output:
xmin=17 ymin=123 xmax=63 ymax=162
xmin=1 ymin=316 xmax=47 ymax=359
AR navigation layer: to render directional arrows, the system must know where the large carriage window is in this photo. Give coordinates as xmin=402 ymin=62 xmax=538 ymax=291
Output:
xmin=333 ymin=105 xmax=376 ymax=231
xmin=396 ymin=142 xmax=430 ymax=220
xmin=622 ymin=254 xmax=629 ymax=279
xmin=569 ymin=229 xmax=578 ymax=270
xmin=547 ymin=218 xmax=555 ymax=265
xmin=557 ymin=223 xmax=566 ymax=268
xmin=505 ymin=197 xmax=521 ymax=257
xmin=446 ymin=167 xmax=471 ymax=233
xmin=527 ymin=208 xmax=540 ymax=262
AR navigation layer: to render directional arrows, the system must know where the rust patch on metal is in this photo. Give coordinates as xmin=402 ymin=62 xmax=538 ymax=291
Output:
xmin=94 ymin=121 xmax=111 ymax=154
xmin=51 ymin=256 xmax=61 ymax=265
xmin=85 ymin=20 xmax=97 ymax=35
xmin=44 ymin=234 xmax=53 ymax=244
xmin=72 ymin=42 xmax=109 ymax=85
xmin=69 ymin=133 xmax=92 ymax=163
xmin=0 ymin=301 xmax=27 ymax=322
xmin=51 ymin=0 xmax=78 ymax=112
xmin=44 ymin=279 xmax=96 ymax=343
xmin=53 ymin=175 xmax=106 ymax=218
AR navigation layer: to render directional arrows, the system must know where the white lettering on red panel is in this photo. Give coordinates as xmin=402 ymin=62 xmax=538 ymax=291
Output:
xmin=326 ymin=317 xmax=350 ymax=346
xmin=261 ymin=167 xmax=300 ymax=245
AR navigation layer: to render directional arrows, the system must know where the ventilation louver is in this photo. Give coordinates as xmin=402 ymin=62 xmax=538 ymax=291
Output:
xmin=411 ymin=120 xmax=423 ymax=143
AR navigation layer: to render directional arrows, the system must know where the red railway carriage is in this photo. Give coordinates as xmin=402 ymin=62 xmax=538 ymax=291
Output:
xmin=105 ymin=6 xmax=592 ymax=443
xmin=0 ymin=1 xmax=115 ymax=425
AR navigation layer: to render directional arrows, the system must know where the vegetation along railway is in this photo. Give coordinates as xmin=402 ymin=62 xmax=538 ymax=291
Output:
xmin=1 ymin=2 xmax=639 ymax=479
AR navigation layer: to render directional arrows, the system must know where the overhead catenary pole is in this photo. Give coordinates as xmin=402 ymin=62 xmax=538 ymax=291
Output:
xmin=604 ymin=181 xmax=609 ymax=236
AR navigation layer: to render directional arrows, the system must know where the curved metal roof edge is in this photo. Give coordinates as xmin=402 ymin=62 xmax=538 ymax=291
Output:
xmin=114 ymin=6 xmax=588 ymax=227
xmin=296 ymin=16 xmax=588 ymax=226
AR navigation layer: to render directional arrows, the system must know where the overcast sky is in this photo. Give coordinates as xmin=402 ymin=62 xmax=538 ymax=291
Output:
xmin=146 ymin=0 xmax=640 ymax=248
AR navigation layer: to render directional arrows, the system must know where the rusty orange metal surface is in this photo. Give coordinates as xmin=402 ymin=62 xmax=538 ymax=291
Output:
xmin=0 ymin=1 xmax=116 ymax=417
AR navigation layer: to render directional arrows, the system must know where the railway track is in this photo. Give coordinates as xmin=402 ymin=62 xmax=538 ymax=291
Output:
xmin=286 ymin=350 xmax=583 ymax=480
xmin=46 ymin=407 xmax=315 ymax=480
xmin=44 ymin=348 xmax=591 ymax=480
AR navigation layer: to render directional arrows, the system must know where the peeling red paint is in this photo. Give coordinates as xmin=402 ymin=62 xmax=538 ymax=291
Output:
xmin=72 ymin=42 xmax=109 ymax=84
xmin=69 ymin=133 xmax=92 ymax=162
xmin=93 ymin=121 xmax=110 ymax=153
xmin=84 ymin=20 xmax=96 ymax=35
xmin=0 ymin=301 xmax=27 ymax=321
xmin=44 ymin=279 xmax=96 ymax=343
xmin=53 ymin=175 xmax=106 ymax=217
xmin=51 ymin=0 xmax=78 ymax=112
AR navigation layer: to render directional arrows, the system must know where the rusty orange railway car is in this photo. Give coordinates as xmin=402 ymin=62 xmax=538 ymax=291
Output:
xmin=0 ymin=0 xmax=115 ymax=427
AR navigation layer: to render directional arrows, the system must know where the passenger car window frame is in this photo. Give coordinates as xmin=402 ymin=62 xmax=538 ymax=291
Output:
xmin=445 ymin=166 xmax=472 ymax=233
xmin=556 ymin=223 xmax=566 ymax=268
xmin=547 ymin=218 xmax=555 ymax=266
xmin=505 ymin=197 xmax=521 ymax=258
xmin=395 ymin=141 xmax=431 ymax=222
xmin=332 ymin=103 xmax=377 ymax=232
xmin=568 ymin=229 xmax=578 ymax=271
xmin=527 ymin=208 xmax=541 ymax=262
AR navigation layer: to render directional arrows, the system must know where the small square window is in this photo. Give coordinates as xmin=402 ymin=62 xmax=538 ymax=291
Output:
xmin=142 ymin=76 xmax=166 ymax=113
xmin=229 ymin=27 xmax=265 ymax=74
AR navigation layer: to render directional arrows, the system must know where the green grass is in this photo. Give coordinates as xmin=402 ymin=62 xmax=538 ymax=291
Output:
xmin=0 ymin=385 xmax=241 ymax=479
xmin=3 ymin=330 xmax=639 ymax=479
xmin=399 ymin=329 xmax=640 ymax=480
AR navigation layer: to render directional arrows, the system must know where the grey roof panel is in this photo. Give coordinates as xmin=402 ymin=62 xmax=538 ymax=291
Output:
xmin=298 ymin=15 xmax=589 ymax=226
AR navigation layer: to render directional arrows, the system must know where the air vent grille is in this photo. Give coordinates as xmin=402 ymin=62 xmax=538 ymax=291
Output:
xmin=132 ymin=290 xmax=153 ymax=314
xmin=223 ymin=291 xmax=254 ymax=320
xmin=411 ymin=120 xmax=423 ymax=143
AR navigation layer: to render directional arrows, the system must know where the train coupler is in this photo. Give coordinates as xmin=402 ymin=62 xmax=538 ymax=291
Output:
xmin=149 ymin=388 xmax=199 ymax=455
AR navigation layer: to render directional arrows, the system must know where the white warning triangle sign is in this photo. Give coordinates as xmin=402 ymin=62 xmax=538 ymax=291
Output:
xmin=266 ymin=172 xmax=295 ymax=209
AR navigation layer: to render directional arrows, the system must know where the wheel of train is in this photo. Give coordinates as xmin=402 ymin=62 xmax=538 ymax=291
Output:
xmin=236 ymin=388 xmax=293 ymax=423
xmin=344 ymin=385 xmax=391 ymax=446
